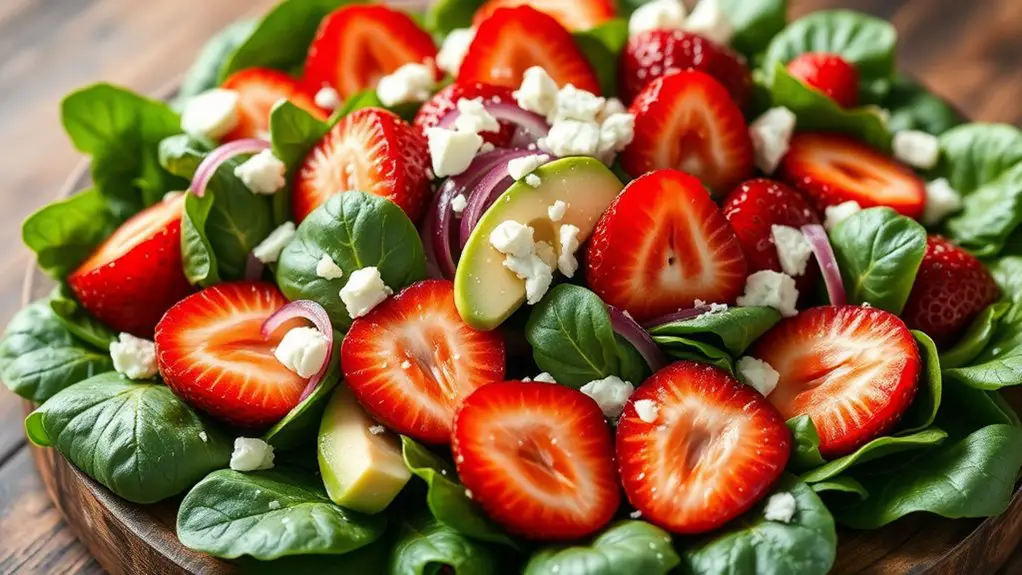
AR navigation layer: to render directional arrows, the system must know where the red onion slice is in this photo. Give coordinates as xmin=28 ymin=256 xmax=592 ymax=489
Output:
xmin=802 ymin=224 xmax=846 ymax=305
xmin=459 ymin=150 xmax=537 ymax=249
xmin=189 ymin=138 xmax=270 ymax=198
xmin=437 ymin=101 xmax=550 ymax=148
xmin=641 ymin=307 xmax=714 ymax=330
xmin=262 ymin=300 xmax=334 ymax=401
xmin=607 ymin=305 xmax=668 ymax=373
xmin=245 ymin=252 xmax=266 ymax=281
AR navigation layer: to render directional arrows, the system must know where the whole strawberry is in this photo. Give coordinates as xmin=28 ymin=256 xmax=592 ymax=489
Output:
xmin=786 ymin=52 xmax=859 ymax=108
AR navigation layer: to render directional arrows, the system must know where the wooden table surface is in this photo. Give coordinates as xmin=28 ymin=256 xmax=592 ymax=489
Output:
xmin=0 ymin=0 xmax=1020 ymax=573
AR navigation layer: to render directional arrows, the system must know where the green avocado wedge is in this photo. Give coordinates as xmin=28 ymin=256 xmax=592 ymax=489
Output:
xmin=454 ymin=157 xmax=624 ymax=331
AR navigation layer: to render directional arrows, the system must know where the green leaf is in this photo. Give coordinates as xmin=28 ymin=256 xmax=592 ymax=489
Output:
xmin=524 ymin=521 xmax=679 ymax=575
xmin=786 ymin=416 xmax=826 ymax=471
xmin=721 ymin=0 xmax=788 ymax=61
xmin=270 ymin=101 xmax=330 ymax=224
xmin=648 ymin=306 xmax=782 ymax=356
xmin=829 ymin=207 xmax=927 ymax=313
xmin=811 ymin=477 xmax=868 ymax=499
xmin=680 ymin=474 xmax=836 ymax=575
xmin=945 ymin=163 xmax=1022 ymax=257
xmin=931 ymin=123 xmax=1022 ymax=195
xmin=48 ymin=286 xmax=118 ymax=350
xmin=180 ymin=192 xmax=222 ymax=286
xmin=263 ymin=354 xmax=342 ymax=451
xmin=22 ymin=188 xmax=120 ymax=279
xmin=389 ymin=513 xmax=500 ymax=575
xmin=939 ymin=378 xmax=1018 ymax=436
xmin=573 ymin=19 xmax=629 ymax=98
xmin=614 ymin=334 xmax=652 ymax=386
xmin=883 ymin=75 xmax=963 ymax=136
xmin=425 ymin=0 xmax=486 ymax=37
xmin=900 ymin=331 xmax=942 ymax=434
xmin=174 ymin=19 xmax=257 ymax=107
xmin=276 ymin=192 xmax=427 ymax=330
xmin=657 ymin=336 xmax=734 ymax=373
xmin=25 ymin=373 xmax=230 ymax=503
xmin=177 ymin=467 xmax=386 ymax=560
xmin=800 ymin=428 xmax=948 ymax=484
xmin=941 ymin=302 xmax=1010 ymax=369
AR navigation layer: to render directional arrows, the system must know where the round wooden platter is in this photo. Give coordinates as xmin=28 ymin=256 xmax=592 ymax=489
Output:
xmin=21 ymin=159 xmax=1022 ymax=575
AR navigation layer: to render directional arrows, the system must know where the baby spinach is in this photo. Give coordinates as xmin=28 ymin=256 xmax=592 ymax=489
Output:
xmin=276 ymin=192 xmax=426 ymax=330
xmin=614 ymin=334 xmax=652 ymax=386
xmin=573 ymin=19 xmax=628 ymax=97
xmin=721 ymin=0 xmax=788 ymax=61
xmin=21 ymin=188 xmax=120 ymax=280
xmin=658 ymin=339 xmax=734 ymax=373
xmin=263 ymin=354 xmax=342 ymax=451
xmin=883 ymin=75 xmax=963 ymax=136
xmin=389 ymin=512 xmax=500 ymax=575
xmin=941 ymin=302 xmax=1009 ymax=369
xmin=174 ymin=19 xmax=257 ymax=107
xmin=680 ymin=474 xmax=837 ymax=575
xmin=270 ymin=101 xmax=330 ymax=224
xmin=786 ymin=416 xmax=826 ymax=470
xmin=945 ymin=163 xmax=1022 ymax=257
xmin=939 ymin=378 xmax=1018 ymax=437
xmin=800 ymin=428 xmax=948 ymax=484
xmin=811 ymin=477 xmax=867 ymax=499
xmin=425 ymin=0 xmax=486 ymax=37
xmin=931 ymin=123 xmax=1022 ymax=195
xmin=648 ymin=306 xmax=781 ymax=356
xmin=177 ymin=467 xmax=386 ymax=560
xmin=901 ymin=331 xmax=943 ymax=434
xmin=828 ymin=207 xmax=927 ymax=314
xmin=48 ymin=286 xmax=117 ymax=350
xmin=523 ymin=521 xmax=679 ymax=575
xmin=25 ymin=373 xmax=231 ymax=504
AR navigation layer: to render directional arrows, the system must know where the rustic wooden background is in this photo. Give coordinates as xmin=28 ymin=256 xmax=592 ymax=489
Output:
xmin=0 ymin=0 xmax=1020 ymax=572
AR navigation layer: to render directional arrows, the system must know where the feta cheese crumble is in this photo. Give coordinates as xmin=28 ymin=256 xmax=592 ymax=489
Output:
xmin=922 ymin=178 xmax=963 ymax=226
xmin=824 ymin=201 xmax=862 ymax=231
xmin=533 ymin=372 xmax=556 ymax=383
xmin=316 ymin=254 xmax=344 ymax=280
xmin=426 ymin=127 xmax=484 ymax=178
xmin=539 ymin=119 xmax=602 ymax=157
xmin=548 ymin=200 xmax=568 ymax=222
xmin=597 ymin=113 xmax=636 ymax=158
xmin=514 ymin=66 xmax=559 ymax=118
xmin=558 ymin=224 xmax=581 ymax=278
xmin=234 ymin=149 xmax=287 ymax=195
xmin=340 ymin=267 xmax=393 ymax=319
xmin=376 ymin=62 xmax=435 ymax=107
xmin=736 ymin=356 xmax=780 ymax=397
xmin=525 ymin=174 xmax=542 ymax=187
xmin=489 ymin=220 xmax=536 ymax=258
xmin=489 ymin=220 xmax=555 ymax=304
xmin=580 ymin=376 xmax=635 ymax=419
xmin=893 ymin=130 xmax=941 ymax=170
xmin=633 ymin=399 xmax=660 ymax=423
xmin=252 ymin=222 xmax=296 ymax=264
xmin=685 ymin=0 xmax=733 ymax=45
xmin=771 ymin=225 xmax=813 ymax=277
xmin=599 ymin=98 xmax=627 ymax=122
xmin=629 ymin=0 xmax=687 ymax=37
xmin=314 ymin=86 xmax=341 ymax=111
xmin=436 ymin=28 xmax=476 ymax=77
xmin=550 ymin=84 xmax=606 ymax=123
xmin=749 ymin=107 xmax=797 ymax=174
xmin=181 ymin=88 xmax=240 ymax=141
xmin=454 ymin=97 xmax=500 ymax=135
xmin=507 ymin=154 xmax=551 ymax=181
xmin=274 ymin=326 xmax=330 ymax=378
xmin=369 ymin=425 xmax=386 ymax=436
xmin=763 ymin=492 xmax=797 ymax=523
xmin=451 ymin=194 xmax=468 ymax=216
xmin=109 ymin=333 xmax=157 ymax=380
xmin=230 ymin=437 xmax=275 ymax=472
xmin=737 ymin=270 xmax=799 ymax=317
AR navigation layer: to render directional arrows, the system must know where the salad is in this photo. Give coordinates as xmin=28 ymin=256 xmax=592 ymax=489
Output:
xmin=6 ymin=0 xmax=1022 ymax=573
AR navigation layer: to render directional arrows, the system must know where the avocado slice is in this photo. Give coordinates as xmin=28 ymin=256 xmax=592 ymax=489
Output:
xmin=455 ymin=157 xmax=624 ymax=330
xmin=318 ymin=387 xmax=410 ymax=514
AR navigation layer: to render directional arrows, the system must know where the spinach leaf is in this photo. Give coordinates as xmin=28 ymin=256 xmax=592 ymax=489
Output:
xmin=49 ymin=285 xmax=117 ymax=350
xmin=270 ymin=101 xmax=330 ymax=224
xmin=832 ymin=424 xmax=1022 ymax=529
xmin=614 ymin=334 xmax=652 ymax=386
xmin=945 ymin=163 xmax=1022 ymax=257
xmin=573 ymin=19 xmax=629 ymax=98
xmin=829 ymin=207 xmax=927 ymax=313
xmin=276 ymin=192 xmax=426 ymax=330
xmin=786 ymin=416 xmax=826 ymax=471
xmin=25 ymin=373 xmax=230 ymax=503
xmin=389 ymin=512 xmax=500 ymax=575
xmin=939 ymin=378 xmax=1018 ymax=436
xmin=239 ymin=536 xmax=391 ymax=575
xmin=721 ymin=0 xmax=787 ymax=62
xmin=22 ymin=188 xmax=120 ymax=279
xmin=680 ymin=474 xmax=836 ymax=575
xmin=648 ymin=306 xmax=781 ymax=356
xmin=181 ymin=192 xmax=222 ymax=286
xmin=174 ymin=19 xmax=257 ymax=107
xmin=656 ymin=336 xmax=734 ymax=373
xmin=800 ymin=428 xmax=947 ymax=484
xmin=811 ymin=477 xmax=867 ymax=499
xmin=62 ymin=84 xmax=186 ymax=218
xmin=263 ymin=353 xmax=342 ymax=451
xmin=931 ymin=123 xmax=1022 ymax=195
xmin=941 ymin=302 xmax=1009 ymax=369
xmin=177 ymin=467 xmax=386 ymax=560
xmin=883 ymin=75 xmax=963 ymax=136
xmin=901 ymin=331 xmax=942 ymax=434
xmin=524 ymin=521 xmax=679 ymax=575
xmin=425 ymin=0 xmax=486 ymax=37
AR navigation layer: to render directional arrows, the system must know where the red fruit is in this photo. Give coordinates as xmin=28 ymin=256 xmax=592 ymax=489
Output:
xmin=154 ymin=282 xmax=307 ymax=427
xmin=722 ymin=179 xmax=822 ymax=296
xmin=303 ymin=4 xmax=437 ymax=99
xmin=472 ymin=0 xmax=617 ymax=31
xmin=452 ymin=381 xmax=620 ymax=540
xmin=413 ymin=82 xmax=518 ymax=147
xmin=903 ymin=236 xmax=1000 ymax=347
xmin=616 ymin=361 xmax=790 ymax=534
xmin=750 ymin=305 xmax=922 ymax=458
xmin=221 ymin=68 xmax=327 ymax=142
xmin=458 ymin=6 xmax=601 ymax=94
xmin=778 ymin=133 xmax=927 ymax=219
xmin=68 ymin=195 xmax=193 ymax=338
xmin=787 ymin=52 xmax=860 ymax=109
xmin=621 ymin=70 xmax=754 ymax=194
xmin=587 ymin=170 xmax=748 ymax=322
xmin=294 ymin=107 xmax=431 ymax=224
xmin=342 ymin=280 xmax=505 ymax=444
xmin=619 ymin=29 xmax=752 ymax=106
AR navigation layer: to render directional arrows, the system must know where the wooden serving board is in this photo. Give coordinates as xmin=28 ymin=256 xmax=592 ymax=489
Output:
xmin=22 ymin=163 xmax=1022 ymax=575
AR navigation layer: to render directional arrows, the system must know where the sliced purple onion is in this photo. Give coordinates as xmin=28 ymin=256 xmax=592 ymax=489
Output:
xmin=802 ymin=224 xmax=846 ymax=306
xmin=641 ymin=307 xmax=714 ymax=330
xmin=262 ymin=300 xmax=334 ymax=401
xmin=420 ymin=204 xmax=445 ymax=279
xmin=459 ymin=150 xmax=537 ymax=249
xmin=245 ymin=252 xmax=266 ymax=281
xmin=190 ymin=138 xmax=270 ymax=198
xmin=607 ymin=305 xmax=667 ymax=373
xmin=437 ymin=101 xmax=550 ymax=148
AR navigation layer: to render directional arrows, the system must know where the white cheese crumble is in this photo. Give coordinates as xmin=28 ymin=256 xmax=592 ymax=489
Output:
xmin=548 ymin=200 xmax=568 ymax=222
xmin=763 ymin=492 xmax=797 ymax=523
xmin=316 ymin=254 xmax=344 ymax=280
xmin=558 ymin=224 xmax=581 ymax=278
xmin=489 ymin=220 xmax=554 ymax=304
xmin=230 ymin=437 xmax=275 ymax=472
xmin=580 ymin=375 xmax=635 ymax=419
xmin=514 ymin=66 xmax=560 ymax=118
xmin=454 ymin=97 xmax=500 ymax=135
xmin=369 ymin=425 xmax=387 ymax=436
xmin=234 ymin=149 xmax=287 ymax=195
xmin=736 ymin=356 xmax=780 ymax=397
xmin=252 ymin=222 xmax=296 ymax=264
xmin=824 ymin=201 xmax=862 ymax=231
xmin=377 ymin=62 xmax=435 ymax=107
xmin=436 ymin=28 xmax=476 ymax=77
xmin=749 ymin=107 xmax=797 ymax=174
xmin=892 ymin=130 xmax=941 ymax=170
xmin=737 ymin=270 xmax=799 ymax=317
xmin=599 ymin=98 xmax=627 ymax=122
xmin=489 ymin=220 xmax=536 ymax=258
xmin=274 ymin=326 xmax=330 ymax=378
xmin=629 ymin=0 xmax=687 ymax=37
xmin=451 ymin=194 xmax=468 ymax=216
xmin=533 ymin=372 xmax=556 ymax=383
xmin=340 ymin=267 xmax=393 ymax=319
xmin=922 ymin=178 xmax=963 ymax=226
xmin=426 ymin=127 xmax=484 ymax=178
xmin=109 ymin=333 xmax=158 ymax=380
xmin=539 ymin=119 xmax=602 ymax=157
xmin=507 ymin=154 xmax=551 ymax=181
xmin=685 ymin=0 xmax=734 ymax=45
xmin=771 ymin=224 xmax=813 ymax=277
xmin=181 ymin=88 xmax=240 ymax=141
xmin=525 ymin=174 xmax=542 ymax=187
xmin=597 ymin=113 xmax=636 ymax=158
xmin=314 ymin=86 xmax=341 ymax=111
xmin=633 ymin=399 xmax=660 ymax=423
xmin=550 ymin=84 xmax=606 ymax=124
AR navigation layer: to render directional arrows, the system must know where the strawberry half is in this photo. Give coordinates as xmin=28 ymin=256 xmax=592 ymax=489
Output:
xmin=472 ymin=0 xmax=617 ymax=31
xmin=619 ymin=30 xmax=752 ymax=107
xmin=221 ymin=68 xmax=327 ymax=141
xmin=154 ymin=281 xmax=307 ymax=427
xmin=787 ymin=52 xmax=860 ymax=109
xmin=621 ymin=70 xmax=754 ymax=194
xmin=777 ymin=133 xmax=927 ymax=219
xmin=616 ymin=361 xmax=790 ymax=534
xmin=458 ymin=6 xmax=601 ymax=94
xmin=750 ymin=305 xmax=922 ymax=458
xmin=341 ymin=280 xmax=505 ymax=444
xmin=587 ymin=170 xmax=748 ymax=322
xmin=413 ymin=82 xmax=517 ymax=147
xmin=303 ymin=4 xmax=437 ymax=99
xmin=903 ymin=236 xmax=1000 ymax=348
xmin=68 ymin=195 xmax=192 ymax=338
xmin=452 ymin=381 xmax=620 ymax=540
xmin=294 ymin=107 xmax=431 ymax=224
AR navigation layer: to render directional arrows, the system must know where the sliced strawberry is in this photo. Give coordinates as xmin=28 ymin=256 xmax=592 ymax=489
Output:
xmin=787 ymin=52 xmax=860 ymax=109
xmin=303 ymin=4 xmax=437 ymax=99
xmin=413 ymin=82 xmax=517 ymax=147
xmin=619 ymin=30 xmax=752 ymax=107
xmin=777 ymin=133 xmax=927 ymax=219
xmin=452 ymin=381 xmax=619 ymax=540
xmin=154 ymin=281 xmax=307 ymax=427
xmin=221 ymin=68 xmax=328 ymax=141
xmin=294 ymin=107 xmax=431 ymax=223
xmin=750 ymin=305 xmax=922 ymax=458
xmin=722 ymin=178 xmax=822 ymax=296
xmin=458 ymin=6 xmax=601 ymax=94
xmin=68 ymin=195 xmax=192 ymax=338
xmin=616 ymin=361 xmax=790 ymax=534
xmin=621 ymin=70 xmax=754 ymax=194
xmin=472 ymin=0 xmax=617 ymax=31
xmin=587 ymin=170 xmax=748 ymax=322
xmin=342 ymin=280 xmax=505 ymax=444
xmin=903 ymin=236 xmax=1000 ymax=348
